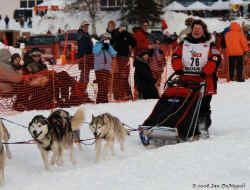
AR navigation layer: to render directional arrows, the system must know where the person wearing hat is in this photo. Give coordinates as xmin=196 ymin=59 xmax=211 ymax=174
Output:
xmin=23 ymin=48 xmax=47 ymax=74
xmin=134 ymin=49 xmax=159 ymax=99
xmin=172 ymin=19 xmax=222 ymax=139
xmin=178 ymin=17 xmax=194 ymax=43
xmin=133 ymin=20 xmax=152 ymax=56
xmin=0 ymin=49 xmax=23 ymax=97
xmin=93 ymin=32 xmax=117 ymax=103
xmin=77 ymin=20 xmax=93 ymax=83
xmin=106 ymin=20 xmax=116 ymax=45
xmin=111 ymin=21 xmax=136 ymax=100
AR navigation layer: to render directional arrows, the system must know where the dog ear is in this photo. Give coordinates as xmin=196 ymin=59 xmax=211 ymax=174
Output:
xmin=103 ymin=114 xmax=109 ymax=123
xmin=92 ymin=114 xmax=95 ymax=120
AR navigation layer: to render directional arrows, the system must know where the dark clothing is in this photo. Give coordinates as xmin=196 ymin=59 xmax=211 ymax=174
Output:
xmin=134 ymin=56 xmax=159 ymax=99
xmin=77 ymin=29 xmax=93 ymax=84
xmin=106 ymin=28 xmax=116 ymax=46
xmin=4 ymin=16 xmax=9 ymax=28
xmin=228 ymin=56 xmax=244 ymax=81
xmin=112 ymin=29 xmax=136 ymax=56
xmin=24 ymin=60 xmax=47 ymax=74
xmin=77 ymin=29 xmax=93 ymax=58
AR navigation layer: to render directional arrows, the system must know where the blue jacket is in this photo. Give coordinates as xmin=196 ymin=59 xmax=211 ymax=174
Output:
xmin=93 ymin=42 xmax=117 ymax=71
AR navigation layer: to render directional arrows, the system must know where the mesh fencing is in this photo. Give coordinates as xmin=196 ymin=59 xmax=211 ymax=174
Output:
xmin=0 ymin=43 xmax=247 ymax=115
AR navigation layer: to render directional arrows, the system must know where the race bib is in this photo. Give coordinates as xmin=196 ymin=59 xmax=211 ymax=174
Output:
xmin=182 ymin=41 xmax=209 ymax=73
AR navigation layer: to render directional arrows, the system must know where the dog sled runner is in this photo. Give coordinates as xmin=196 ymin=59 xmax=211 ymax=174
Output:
xmin=139 ymin=72 xmax=206 ymax=147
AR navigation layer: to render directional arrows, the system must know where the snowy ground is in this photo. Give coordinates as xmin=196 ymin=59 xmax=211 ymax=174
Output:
xmin=0 ymin=80 xmax=249 ymax=190
xmin=0 ymin=4 xmax=249 ymax=189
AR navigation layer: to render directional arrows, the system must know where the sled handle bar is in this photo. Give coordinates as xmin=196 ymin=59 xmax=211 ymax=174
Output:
xmin=166 ymin=71 xmax=206 ymax=87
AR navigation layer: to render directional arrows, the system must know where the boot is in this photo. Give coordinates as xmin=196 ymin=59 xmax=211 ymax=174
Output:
xmin=198 ymin=116 xmax=211 ymax=139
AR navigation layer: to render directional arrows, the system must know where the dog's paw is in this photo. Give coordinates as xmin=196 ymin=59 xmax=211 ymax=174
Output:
xmin=56 ymin=159 xmax=64 ymax=166
xmin=50 ymin=159 xmax=55 ymax=165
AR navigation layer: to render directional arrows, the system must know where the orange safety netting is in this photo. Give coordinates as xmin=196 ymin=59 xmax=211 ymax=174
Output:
xmin=1 ymin=43 xmax=248 ymax=115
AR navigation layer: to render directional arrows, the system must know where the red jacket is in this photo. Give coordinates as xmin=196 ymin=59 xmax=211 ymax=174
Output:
xmin=172 ymin=36 xmax=221 ymax=95
xmin=225 ymin=22 xmax=248 ymax=56
xmin=133 ymin=29 xmax=150 ymax=56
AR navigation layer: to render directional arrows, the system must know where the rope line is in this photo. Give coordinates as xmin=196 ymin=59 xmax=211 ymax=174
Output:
xmin=0 ymin=118 xmax=28 ymax=129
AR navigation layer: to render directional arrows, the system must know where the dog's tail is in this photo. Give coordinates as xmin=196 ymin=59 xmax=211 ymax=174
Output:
xmin=71 ymin=108 xmax=85 ymax=131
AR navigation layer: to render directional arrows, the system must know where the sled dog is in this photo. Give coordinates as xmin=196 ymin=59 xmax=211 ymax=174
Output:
xmin=0 ymin=120 xmax=11 ymax=185
xmin=28 ymin=108 xmax=84 ymax=170
xmin=89 ymin=113 xmax=129 ymax=162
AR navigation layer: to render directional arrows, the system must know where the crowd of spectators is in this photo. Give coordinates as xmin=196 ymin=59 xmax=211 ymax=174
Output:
xmin=0 ymin=17 xmax=249 ymax=112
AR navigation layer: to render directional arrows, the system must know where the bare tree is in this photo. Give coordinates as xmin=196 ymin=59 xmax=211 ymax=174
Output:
xmin=65 ymin=0 xmax=99 ymax=35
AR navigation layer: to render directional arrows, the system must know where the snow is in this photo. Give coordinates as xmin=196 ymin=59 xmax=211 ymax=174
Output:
xmin=1 ymin=80 xmax=250 ymax=190
xmin=0 ymin=6 xmax=247 ymax=36
xmin=0 ymin=7 xmax=249 ymax=189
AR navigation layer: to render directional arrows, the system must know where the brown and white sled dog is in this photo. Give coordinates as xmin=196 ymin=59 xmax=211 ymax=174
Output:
xmin=28 ymin=108 xmax=84 ymax=170
xmin=0 ymin=120 xmax=11 ymax=185
xmin=89 ymin=113 xmax=129 ymax=162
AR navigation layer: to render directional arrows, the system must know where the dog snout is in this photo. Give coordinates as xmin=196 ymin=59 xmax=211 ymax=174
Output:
xmin=94 ymin=132 xmax=97 ymax=137
xmin=33 ymin=130 xmax=37 ymax=136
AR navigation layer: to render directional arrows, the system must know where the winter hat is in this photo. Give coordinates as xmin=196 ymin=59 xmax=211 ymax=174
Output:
xmin=30 ymin=48 xmax=42 ymax=56
xmin=161 ymin=19 xmax=168 ymax=31
xmin=80 ymin=20 xmax=89 ymax=26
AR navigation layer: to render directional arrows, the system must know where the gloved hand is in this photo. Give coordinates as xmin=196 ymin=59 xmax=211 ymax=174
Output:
xmin=200 ymin=72 xmax=206 ymax=78
xmin=175 ymin=70 xmax=183 ymax=75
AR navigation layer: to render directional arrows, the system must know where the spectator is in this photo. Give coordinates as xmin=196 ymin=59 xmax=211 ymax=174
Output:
xmin=172 ymin=19 xmax=221 ymax=139
xmin=225 ymin=22 xmax=248 ymax=82
xmin=23 ymin=48 xmax=47 ymax=75
xmin=9 ymin=53 xmax=22 ymax=73
xmin=133 ymin=20 xmax=151 ymax=56
xmin=112 ymin=22 xmax=136 ymax=100
xmin=106 ymin=20 xmax=116 ymax=45
xmin=149 ymin=39 xmax=166 ymax=95
xmin=28 ymin=17 xmax=32 ymax=28
xmin=57 ymin=27 xmax=62 ymax=34
xmin=134 ymin=49 xmax=159 ymax=99
xmin=22 ymin=48 xmax=55 ymax=110
xmin=0 ymin=49 xmax=23 ymax=97
xmin=4 ymin=15 xmax=9 ymax=29
xmin=9 ymin=53 xmax=30 ymax=111
xmin=93 ymin=32 xmax=117 ymax=103
xmin=19 ymin=16 xmax=24 ymax=28
xmin=77 ymin=20 xmax=93 ymax=84
xmin=240 ymin=5 xmax=244 ymax=17
xmin=178 ymin=17 xmax=193 ymax=43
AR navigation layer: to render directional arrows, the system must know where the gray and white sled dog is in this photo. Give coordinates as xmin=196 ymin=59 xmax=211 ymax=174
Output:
xmin=89 ymin=113 xmax=129 ymax=162
xmin=0 ymin=120 xmax=11 ymax=185
xmin=28 ymin=108 xmax=84 ymax=170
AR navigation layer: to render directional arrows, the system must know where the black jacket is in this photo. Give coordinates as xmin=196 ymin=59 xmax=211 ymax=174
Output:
xmin=112 ymin=29 xmax=136 ymax=56
xmin=77 ymin=29 xmax=93 ymax=58
xmin=134 ymin=56 xmax=159 ymax=99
